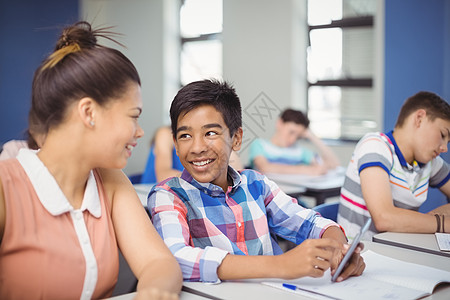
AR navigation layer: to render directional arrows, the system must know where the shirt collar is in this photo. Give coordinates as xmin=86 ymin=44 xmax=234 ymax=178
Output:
xmin=16 ymin=148 xmax=101 ymax=217
xmin=180 ymin=166 xmax=242 ymax=196
xmin=385 ymin=130 xmax=424 ymax=171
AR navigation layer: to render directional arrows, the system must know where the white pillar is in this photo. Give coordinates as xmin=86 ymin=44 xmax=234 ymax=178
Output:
xmin=223 ymin=0 xmax=308 ymax=162
xmin=80 ymin=0 xmax=180 ymax=175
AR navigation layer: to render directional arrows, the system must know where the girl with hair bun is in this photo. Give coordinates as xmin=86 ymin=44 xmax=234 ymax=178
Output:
xmin=0 ymin=21 xmax=182 ymax=299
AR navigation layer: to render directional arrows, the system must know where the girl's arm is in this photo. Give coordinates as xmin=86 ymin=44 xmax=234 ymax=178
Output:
xmin=100 ymin=169 xmax=182 ymax=296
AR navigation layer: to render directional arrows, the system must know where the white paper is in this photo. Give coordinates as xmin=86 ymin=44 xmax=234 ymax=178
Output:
xmin=435 ymin=233 xmax=450 ymax=251
xmin=261 ymin=250 xmax=450 ymax=300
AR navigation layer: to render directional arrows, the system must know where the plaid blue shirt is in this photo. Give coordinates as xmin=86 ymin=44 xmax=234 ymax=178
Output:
xmin=147 ymin=167 xmax=337 ymax=282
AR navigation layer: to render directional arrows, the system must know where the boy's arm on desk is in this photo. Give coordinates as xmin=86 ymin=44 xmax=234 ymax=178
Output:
xmin=184 ymin=242 xmax=450 ymax=300
xmin=217 ymin=238 xmax=348 ymax=281
xmin=360 ymin=167 xmax=449 ymax=233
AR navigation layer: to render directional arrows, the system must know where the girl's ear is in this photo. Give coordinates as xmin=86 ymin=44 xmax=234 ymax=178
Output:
xmin=232 ymin=127 xmax=243 ymax=151
xmin=78 ymin=97 xmax=97 ymax=128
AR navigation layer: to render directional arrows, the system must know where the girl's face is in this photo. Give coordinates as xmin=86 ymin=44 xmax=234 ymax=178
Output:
xmin=94 ymin=83 xmax=144 ymax=169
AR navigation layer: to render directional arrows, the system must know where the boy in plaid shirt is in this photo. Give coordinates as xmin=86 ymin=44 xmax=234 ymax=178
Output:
xmin=148 ymin=79 xmax=365 ymax=283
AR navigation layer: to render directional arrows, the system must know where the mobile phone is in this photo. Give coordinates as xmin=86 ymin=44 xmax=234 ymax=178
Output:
xmin=331 ymin=218 xmax=372 ymax=282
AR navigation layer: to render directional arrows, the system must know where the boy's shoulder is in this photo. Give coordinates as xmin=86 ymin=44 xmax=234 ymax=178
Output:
xmin=151 ymin=176 xmax=183 ymax=193
xmin=356 ymin=132 xmax=393 ymax=148
xmin=353 ymin=132 xmax=395 ymax=159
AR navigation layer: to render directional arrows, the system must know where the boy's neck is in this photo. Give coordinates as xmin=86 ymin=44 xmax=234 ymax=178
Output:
xmin=392 ymin=128 xmax=414 ymax=165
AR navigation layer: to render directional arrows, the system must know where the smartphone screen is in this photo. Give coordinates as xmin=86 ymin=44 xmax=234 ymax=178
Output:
xmin=331 ymin=218 xmax=372 ymax=282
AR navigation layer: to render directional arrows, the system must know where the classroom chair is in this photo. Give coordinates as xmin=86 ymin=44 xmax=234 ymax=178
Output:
xmin=127 ymin=173 xmax=142 ymax=184
xmin=312 ymin=202 xmax=339 ymax=222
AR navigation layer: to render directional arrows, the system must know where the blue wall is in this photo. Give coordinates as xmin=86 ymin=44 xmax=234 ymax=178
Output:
xmin=384 ymin=0 xmax=450 ymax=209
xmin=0 ymin=0 xmax=78 ymax=144
xmin=384 ymin=0 xmax=448 ymax=129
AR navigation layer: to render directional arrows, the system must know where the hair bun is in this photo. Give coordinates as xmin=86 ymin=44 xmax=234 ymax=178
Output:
xmin=55 ymin=21 xmax=97 ymax=50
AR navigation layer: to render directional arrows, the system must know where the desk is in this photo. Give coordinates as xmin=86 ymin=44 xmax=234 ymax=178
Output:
xmin=373 ymin=232 xmax=450 ymax=258
xmin=266 ymin=167 xmax=345 ymax=206
xmin=182 ymin=241 xmax=450 ymax=300
xmin=108 ymin=290 xmax=208 ymax=299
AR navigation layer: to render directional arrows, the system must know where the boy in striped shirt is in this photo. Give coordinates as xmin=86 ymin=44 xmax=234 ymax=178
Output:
xmin=148 ymin=79 xmax=365 ymax=283
xmin=338 ymin=91 xmax=450 ymax=240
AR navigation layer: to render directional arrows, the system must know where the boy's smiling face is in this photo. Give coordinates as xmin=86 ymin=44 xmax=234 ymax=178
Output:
xmin=174 ymin=104 xmax=242 ymax=191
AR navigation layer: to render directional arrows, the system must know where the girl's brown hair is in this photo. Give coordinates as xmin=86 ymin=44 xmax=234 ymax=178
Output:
xmin=31 ymin=21 xmax=141 ymax=134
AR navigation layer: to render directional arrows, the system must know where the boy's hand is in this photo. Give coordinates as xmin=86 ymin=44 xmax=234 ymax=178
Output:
xmin=307 ymin=164 xmax=327 ymax=175
xmin=278 ymin=238 xmax=345 ymax=279
xmin=330 ymin=242 xmax=365 ymax=282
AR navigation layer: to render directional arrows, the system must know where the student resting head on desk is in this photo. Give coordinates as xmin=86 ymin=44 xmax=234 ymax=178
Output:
xmin=0 ymin=21 xmax=182 ymax=299
xmin=249 ymin=108 xmax=340 ymax=176
xmin=147 ymin=79 xmax=365 ymax=284
xmin=338 ymin=91 xmax=450 ymax=240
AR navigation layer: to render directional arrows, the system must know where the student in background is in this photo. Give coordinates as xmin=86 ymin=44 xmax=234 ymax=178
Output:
xmin=249 ymin=108 xmax=340 ymax=175
xmin=0 ymin=21 xmax=181 ymax=299
xmin=338 ymin=91 xmax=450 ymax=240
xmin=141 ymin=126 xmax=243 ymax=183
xmin=148 ymin=79 xmax=365 ymax=284
xmin=141 ymin=126 xmax=184 ymax=183
xmin=0 ymin=112 xmax=45 ymax=160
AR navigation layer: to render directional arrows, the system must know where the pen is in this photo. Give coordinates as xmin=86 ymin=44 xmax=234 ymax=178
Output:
xmin=282 ymin=283 xmax=338 ymax=299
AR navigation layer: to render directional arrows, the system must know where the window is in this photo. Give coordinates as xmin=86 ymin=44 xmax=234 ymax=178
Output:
xmin=307 ymin=0 xmax=377 ymax=140
xmin=180 ymin=0 xmax=223 ymax=85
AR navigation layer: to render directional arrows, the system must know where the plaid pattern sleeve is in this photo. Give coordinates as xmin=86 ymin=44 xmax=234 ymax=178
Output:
xmin=148 ymin=179 xmax=229 ymax=283
xmin=148 ymin=168 xmax=338 ymax=282
xmin=259 ymin=174 xmax=338 ymax=243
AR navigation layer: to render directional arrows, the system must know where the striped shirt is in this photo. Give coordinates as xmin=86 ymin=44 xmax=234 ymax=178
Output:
xmin=249 ymin=138 xmax=315 ymax=169
xmin=338 ymin=131 xmax=450 ymax=240
xmin=148 ymin=167 xmax=337 ymax=282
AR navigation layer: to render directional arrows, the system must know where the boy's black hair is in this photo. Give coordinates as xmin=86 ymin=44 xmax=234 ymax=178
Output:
xmin=170 ymin=79 xmax=242 ymax=138
xmin=280 ymin=109 xmax=310 ymax=128
xmin=395 ymin=91 xmax=450 ymax=127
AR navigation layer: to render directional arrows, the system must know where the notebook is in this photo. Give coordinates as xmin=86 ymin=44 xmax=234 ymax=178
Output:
xmin=262 ymin=250 xmax=450 ymax=300
xmin=435 ymin=233 xmax=450 ymax=251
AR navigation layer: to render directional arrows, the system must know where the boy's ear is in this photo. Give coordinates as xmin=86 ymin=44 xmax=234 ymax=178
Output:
xmin=173 ymin=135 xmax=179 ymax=156
xmin=78 ymin=97 xmax=97 ymax=128
xmin=414 ymin=109 xmax=427 ymax=128
xmin=232 ymin=127 xmax=243 ymax=151
xmin=276 ymin=118 xmax=283 ymax=130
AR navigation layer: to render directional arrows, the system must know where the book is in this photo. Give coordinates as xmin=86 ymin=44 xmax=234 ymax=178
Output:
xmin=435 ymin=233 xmax=450 ymax=251
xmin=262 ymin=250 xmax=450 ymax=300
